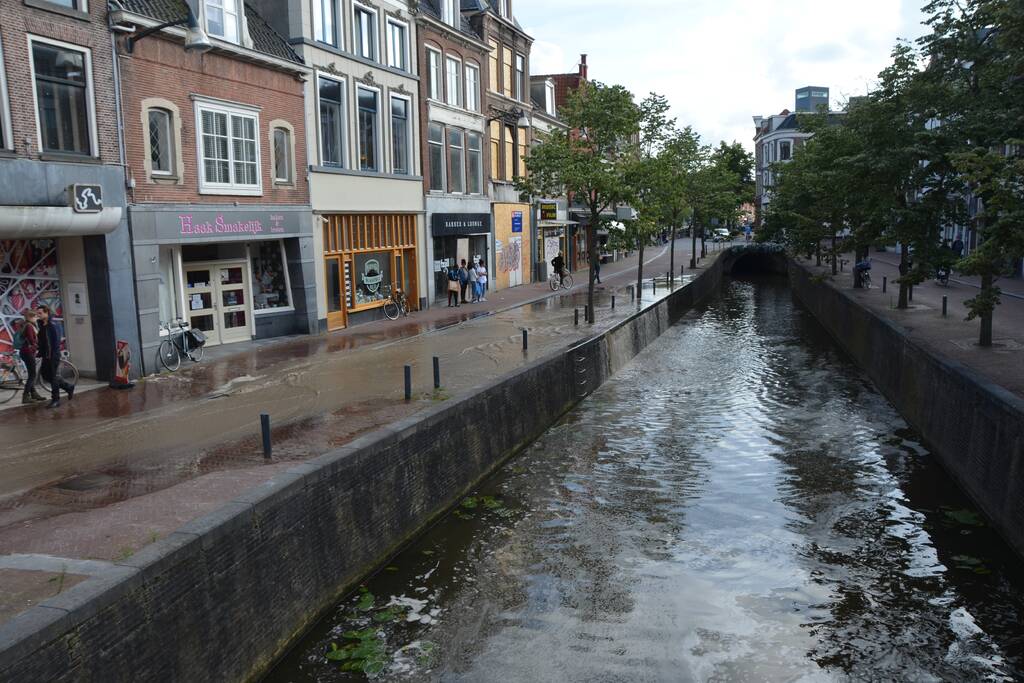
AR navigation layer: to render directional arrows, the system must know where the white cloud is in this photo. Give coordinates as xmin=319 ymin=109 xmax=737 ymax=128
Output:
xmin=519 ymin=0 xmax=928 ymax=150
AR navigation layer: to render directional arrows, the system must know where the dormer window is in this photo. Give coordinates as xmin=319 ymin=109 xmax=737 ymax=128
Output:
xmin=545 ymin=81 xmax=556 ymax=116
xmin=441 ymin=0 xmax=459 ymax=27
xmin=205 ymin=0 xmax=241 ymax=44
xmin=498 ymin=0 xmax=510 ymax=19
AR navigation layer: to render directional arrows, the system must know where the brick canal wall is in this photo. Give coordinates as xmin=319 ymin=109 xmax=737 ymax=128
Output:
xmin=0 ymin=261 xmax=725 ymax=682
xmin=788 ymin=261 xmax=1024 ymax=559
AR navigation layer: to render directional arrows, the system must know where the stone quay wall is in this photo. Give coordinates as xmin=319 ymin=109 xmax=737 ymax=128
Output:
xmin=0 ymin=262 xmax=725 ymax=682
xmin=788 ymin=261 xmax=1024 ymax=559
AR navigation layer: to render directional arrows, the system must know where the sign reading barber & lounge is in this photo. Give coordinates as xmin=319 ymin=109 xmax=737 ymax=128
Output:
xmin=431 ymin=213 xmax=491 ymax=237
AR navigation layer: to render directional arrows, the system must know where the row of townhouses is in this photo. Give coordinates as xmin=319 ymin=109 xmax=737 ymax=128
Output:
xmin=0 ymin=0 xmax=593 ymax=379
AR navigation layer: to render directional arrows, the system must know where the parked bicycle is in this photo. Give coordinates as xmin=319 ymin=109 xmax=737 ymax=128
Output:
xmin=0 ymin=350 xmax=78 ymax=404
xmin=548 ymin=269 xmax=574 ymax=291
xmin=158 ymin=319 xmax=206 ymax=372
xmin=382 ymin=284 xmax=410 ymax=321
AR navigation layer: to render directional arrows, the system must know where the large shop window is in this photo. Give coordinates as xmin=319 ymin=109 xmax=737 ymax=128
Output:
xmin=428 ymin=122 xmax=444 ymax=192
xmin=251 ymin=241 xmax=291 ymax=312
xmin=31 ymin=39 xmax=94 ymax=156
xmin=318 ymin=75 xmax=346 ymax=168
xmin=196 ymin=101 xmax=261 ymax=194
xmin=390 ymin=97 xmax=410 ymax=175
xmin=357 ymin=87 xmax=379 ymax=172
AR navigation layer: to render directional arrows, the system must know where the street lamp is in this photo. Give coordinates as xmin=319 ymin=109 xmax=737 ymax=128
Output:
xmin=487 ymin=106 xmax=531 ymax=129
xmin=125 ymin=0 xmax=212 ymax=55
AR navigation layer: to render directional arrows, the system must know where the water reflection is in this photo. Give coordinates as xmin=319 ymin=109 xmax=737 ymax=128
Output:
xmin=267 ymin=276 xmax=1024 ymax=682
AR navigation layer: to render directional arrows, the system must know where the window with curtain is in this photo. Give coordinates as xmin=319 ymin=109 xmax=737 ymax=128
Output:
xmin=390 ymin=97 xmax=409 ymax=175
xmin=428 ymin=123 xmax=444 ymax=191
xmin=273 ymin=127 xmax=292 ymax=182
xmin=448 ymin=129 xmax=464 ymax=194
xmin=465 ymin=64 xmax=479 ymax=112
xmin=148 ymin=108 xmax=173 ymax=175
xmin=313 ymin=0 xmax=337 ymax=46
xmin=197 ymin=103 xmax=259 ymax=192
xmin=427 ymin=48 xmax=442 ymax=100
xmin=387 ymin=20 xmax=407 ymax=70
xmin=357 ymin=87 xmax=379 ymax=171
xmin=467 ymin=132 xmax=482 ymax=194
xmin=445 ymin=57 xmax=461 ymax=107
xmin=205 ymin=0 xmax=240 ymax=43
xmin=31 ymin=41 xmax=92 ymax=156
xmin=318 ymin=76 xmax=345 ymax=167
xmin=354 ymin=6 xmax=377 ymax=60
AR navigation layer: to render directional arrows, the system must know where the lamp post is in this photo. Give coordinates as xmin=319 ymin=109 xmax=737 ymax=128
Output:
xmin=125 ymin=0 xmax=213 ymax=54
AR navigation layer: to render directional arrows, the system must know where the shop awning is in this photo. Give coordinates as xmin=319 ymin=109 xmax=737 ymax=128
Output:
xmin=538 ymin=219 xmax=578 ymax=228
xmin=0 ymin=206 xmax=123 ymax=239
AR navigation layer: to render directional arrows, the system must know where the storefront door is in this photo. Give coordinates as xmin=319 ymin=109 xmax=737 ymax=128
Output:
xmin=183 ymin=261 xmax=251 ymax=346
xmin=325 ymin=255 xmax=348 ymax=331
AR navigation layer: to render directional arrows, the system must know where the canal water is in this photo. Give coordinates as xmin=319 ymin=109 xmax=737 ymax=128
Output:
xmin=267 ymin=276 xmax=1024 ymax=682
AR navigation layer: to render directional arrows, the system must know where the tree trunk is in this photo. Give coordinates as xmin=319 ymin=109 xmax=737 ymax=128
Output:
xmin=853 ymin=245 xmax=867 ymax=288
xmin=898 ymin=242 xmax=909 ymax=309
xmin=587 ymin=211 xmax=598 ymax=323
xmin=669 ymin=225 xmax=677 ymax=279
xmin=979 ymin=273 xmax=994 ymax=347
xmin=815 ymin=242 xmax=821 ymax=267
xmin=700 ymin=228 xmax=706 ymax=258
xmin=831 ymin=232 xmax=838 ymax=276
xmin=636 ymin=237 xmax=645 ymax=302
xmin=690 ymin=219 xmax=698 ymax=269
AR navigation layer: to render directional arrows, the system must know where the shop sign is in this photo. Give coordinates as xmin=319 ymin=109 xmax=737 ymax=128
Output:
xmin=70 ymin=184 xmax=103 ymax=213
xmin=540 ymin=203 xmax=557 ymax=221
xmin=512 ymin=211 xmax=523 ymax=233
xmin=431 ymin=213 xmax=491 ymax=237
xmin=146 ymin=208 xmax=309 ymax=242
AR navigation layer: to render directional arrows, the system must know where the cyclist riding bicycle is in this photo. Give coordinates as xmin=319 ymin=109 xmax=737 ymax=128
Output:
xmin=551 ymin=252 xmax=566 ymax=285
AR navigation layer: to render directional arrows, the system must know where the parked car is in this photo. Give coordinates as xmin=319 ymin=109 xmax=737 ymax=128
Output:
xmin=712 ymin=228 xmax=730 ymax=242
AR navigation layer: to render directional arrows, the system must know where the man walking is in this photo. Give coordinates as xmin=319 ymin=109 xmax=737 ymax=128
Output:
xmin=36 ymin=305 xmax=74 ymax=408
xmin=551 ymin=252 xmax=565 ymax=286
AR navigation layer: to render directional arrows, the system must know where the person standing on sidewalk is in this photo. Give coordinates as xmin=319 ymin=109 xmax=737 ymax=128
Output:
xmin=468 ymin=260 xmax=479 ymax=302
xmin=14 ymin=310 xmax=46 ymax=404
xmin=447 ymin=264 xmax=461 ymax=308
xmin=458 ymin=259 xmax=470 ymax=304
xmin=594 ymin=258 xmax=602 ymax=284
xmin=476 ymin=259 xmax=488 ymax=302
xmin=36 ymin=304 xmax=74 ymax=408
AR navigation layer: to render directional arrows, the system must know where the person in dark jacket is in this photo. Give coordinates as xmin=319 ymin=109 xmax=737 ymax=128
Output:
xmin=551 ymin=253 xmax=565 ymax=285
xmin=447 ymin=265 xmax=461 ymax=308
xmin=36 ymin=304 xmax=74 ymax=408
xmin=17 ymin=309 xmax=46 ymax=404
xmin=458 ymin=259 xmax=470 ymax=304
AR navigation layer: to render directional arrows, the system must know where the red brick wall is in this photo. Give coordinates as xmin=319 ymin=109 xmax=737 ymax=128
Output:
xmin=119 ymin=34 xmax=309 ymax=206
xmin=0 ymin=0 xmax=120 ymax=161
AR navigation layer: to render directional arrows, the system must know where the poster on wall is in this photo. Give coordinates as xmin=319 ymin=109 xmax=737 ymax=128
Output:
xmin=0 ymin=239 xmax=62 ymax=352
xmin=512 ymin=211 xmax=523 ymax=233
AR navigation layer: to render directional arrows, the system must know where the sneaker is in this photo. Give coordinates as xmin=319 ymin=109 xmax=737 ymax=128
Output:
xmin=46 ymin=400 xmax=60 ymax=409
xmin=67 ymin=385 xmax=75 ymax=401
xmin=22 ymin=395 xmax=35 ymax=405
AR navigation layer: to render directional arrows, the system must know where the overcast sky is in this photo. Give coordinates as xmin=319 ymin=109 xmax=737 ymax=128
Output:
xmin=518 ymin=0 xmax=930 ymax=151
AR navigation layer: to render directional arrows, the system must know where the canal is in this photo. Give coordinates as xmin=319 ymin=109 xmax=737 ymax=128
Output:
xmin=267 ymin=276 xmax=1024 ymax=682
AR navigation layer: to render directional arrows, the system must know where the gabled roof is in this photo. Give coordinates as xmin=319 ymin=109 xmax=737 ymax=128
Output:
xmin=420 ymin=0 xmax=483 ymax=41
xmin=118 ymin=0 xmax=302 ymax=65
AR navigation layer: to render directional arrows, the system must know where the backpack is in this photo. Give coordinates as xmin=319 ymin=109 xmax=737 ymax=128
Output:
xmin=12 ymin=327 xmax=26 ymax=351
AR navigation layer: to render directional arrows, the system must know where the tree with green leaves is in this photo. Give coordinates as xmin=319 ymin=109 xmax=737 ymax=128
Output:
xmin=518 ymin=82 xmax=642 ymax=322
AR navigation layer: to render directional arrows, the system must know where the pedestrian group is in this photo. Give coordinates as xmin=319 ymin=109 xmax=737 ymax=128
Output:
xmin=11 ymin=305 xmax=76 ymax=408
xmin=447 ymin=259 xmax=488 ymax=307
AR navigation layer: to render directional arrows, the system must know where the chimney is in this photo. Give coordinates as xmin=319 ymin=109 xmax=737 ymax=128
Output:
xmin=579 ymin=54 xmax=588 ymax=80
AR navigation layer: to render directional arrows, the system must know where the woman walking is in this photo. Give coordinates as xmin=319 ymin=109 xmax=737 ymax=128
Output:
xmin=447 ymin=264 xmax=461 ymax=308
xmin=16 ymin=310 xmax=46 ymax=404
xmin=476 ymin=259 xmax=488 ymax=302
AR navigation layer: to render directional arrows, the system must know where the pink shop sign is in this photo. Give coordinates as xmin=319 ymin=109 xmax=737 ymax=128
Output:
xmin=179 ymin=214 xmax=267 ymax=237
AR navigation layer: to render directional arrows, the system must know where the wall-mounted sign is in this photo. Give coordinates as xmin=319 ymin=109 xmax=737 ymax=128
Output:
xmin=141 ymin=207 xmax=310 ymax=243
xmin=512 ymin=211 xmax=523 ymax=233
xmin=431 ymin=213 xmax=491 ymax=237
xmin=67 ymin=282 xmax=89 ymax=316
xmin=540 ymin=203 xmax=557 ymax=221
xmin=70 ymin=184 xmax=103 ymax=213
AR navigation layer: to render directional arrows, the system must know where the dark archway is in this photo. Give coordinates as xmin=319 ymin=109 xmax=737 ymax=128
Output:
xmin=720 ymin=244 xmax=789 ymax=276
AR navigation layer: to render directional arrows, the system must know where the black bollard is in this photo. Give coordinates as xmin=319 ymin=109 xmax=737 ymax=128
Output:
xmin=574 ymin=308 xmax=579 ymax=325
xmin=404 ymin=365 xmax=412 ymax=401
xmin=260 ymin=413 xmax=272 ymax=459
xmin=522 ymin=329 xmax=528 ymax=351
xmin=680 ymin=264 xmax=685 ymax=275
xmin=942 ymin=295 xmax=948 ymax=317
xmin=653 ymin=278 xmax=657 ymax=294
xmin=666 ymin=271 xmax=670 ymax=284
xmin=882 ymin=276 xmax=887 ymax=293
xmin=631 ymin=286 xmax=635 ymax=301
xmin=433 ymin=356 xmax=440 ymax=389
xmin=909 ymin=285 xmax=914 ymax=302
xmin=611 ymin=295 xmax=616 ymax=309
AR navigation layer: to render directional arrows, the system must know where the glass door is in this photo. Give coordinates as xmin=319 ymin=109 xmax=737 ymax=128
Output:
xmin=184 ymin=266 xmax=219 ymax=346
xmin=216 ymin=263 xmax=250 ymax=345
xmin=325 ymin=255 xmax=347 ymax=331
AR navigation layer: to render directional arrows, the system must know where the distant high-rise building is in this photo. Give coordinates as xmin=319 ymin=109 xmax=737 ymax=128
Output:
xmin=795 ymin=86 xmax=830 ymax=112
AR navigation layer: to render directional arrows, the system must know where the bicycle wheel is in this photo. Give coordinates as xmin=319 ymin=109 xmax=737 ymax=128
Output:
xmin=0 ymin=362 xmax=22 ymax=404
xmin=863 ymin=274 xmax=872 ymax=289
xmin=549 ymin=276 xmax=558 ymax=291
xmin=158 ymin=339 xmax=181 ymax=372
xmin=187 ymin=342 xmax=204 ymax=363
xmin=383 ymin=301 xmax=400 ymax=320
xmin=562 ymin=274 xmax=574 ymax=289
xmin=59 ymin=359 xmax=79 ymax=386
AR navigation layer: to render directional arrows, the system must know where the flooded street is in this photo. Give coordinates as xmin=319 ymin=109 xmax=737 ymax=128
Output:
xmin=267 ymin=276 xmax=1024 ymax=682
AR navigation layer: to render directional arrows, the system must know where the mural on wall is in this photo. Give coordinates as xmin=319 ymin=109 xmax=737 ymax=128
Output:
xmin=499 ymin=237 xmax=521 ymax=274
xmin=0 ymin=240 xmax=63 ymax=351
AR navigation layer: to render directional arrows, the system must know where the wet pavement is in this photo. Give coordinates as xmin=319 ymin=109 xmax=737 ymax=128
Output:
xmin=0 ymin=241 xmax=697 ymax=565
xmin=267 ymin=276 xmax=1024 ymax=682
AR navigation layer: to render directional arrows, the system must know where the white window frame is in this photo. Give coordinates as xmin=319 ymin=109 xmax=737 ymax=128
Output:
xmin=466 ymin=130 xmax=482 ymax=195
xmin=448 ymin=127 xmax=465 ymax=195
xmin=353 ymin=2 xmax=379 ymax=62
xmin=316 ymin=73 xmax=348 ymax=169
xmin=355 ymin=84 xmax=382 ymax=172
xmin=426 ymin=47 xmax=442 ymax=101
xmin=313 ymin=0 xmax=340 ymax=48
xmin=272 ymin=126 xmax=293 ymax=183
xmin=545 ymin=81 xmax=556 ymax=116
xmin=389 ymin=93 xmax=412 ymax=176
xmin=427 ymin=122 xmax=445 ymax=193
xmin=464 ymin=63 xmax=480 ymax=112
xmin=27 ymin=35 xmax=98 ymax=158
xmin=204 ymin=0 xmax=242 ymax=44
xmin=498 ymin=0 xmax=509 ymax=19
xmin=193 ymin=97 xmax=263 ymax=196
xmin=386 ymin=18 xmax=409 ymax=71
xmin=514 ymin=52 xmax=525 ymax=101
xmin=445 ymin=55 xmax=462 ymax=108
xmin=441 ymin=0 xmax=458 ymax=27
xmin=0 ymin=33 xmax=13 ymax=150
xmin=252 ymin=239 xmax=295 ymax=316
